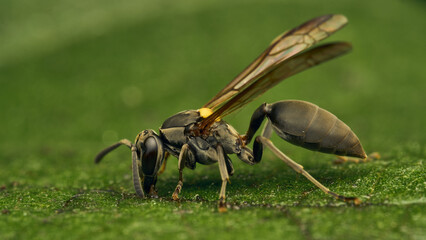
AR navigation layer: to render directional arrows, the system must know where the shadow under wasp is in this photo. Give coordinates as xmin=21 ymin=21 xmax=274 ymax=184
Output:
xmin=95 ymin=14 xmax=378 ymax=212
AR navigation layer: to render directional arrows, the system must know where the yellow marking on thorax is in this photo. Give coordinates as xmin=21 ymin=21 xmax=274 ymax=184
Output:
xmin=198 ymin=108 xmax=221 ymax=121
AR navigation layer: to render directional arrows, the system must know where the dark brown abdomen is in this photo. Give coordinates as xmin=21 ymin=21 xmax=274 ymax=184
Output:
xmin=267 ymin=100 xmax=366 ymax=158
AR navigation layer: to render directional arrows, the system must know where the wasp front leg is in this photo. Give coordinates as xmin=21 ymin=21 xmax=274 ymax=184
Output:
xmin=158 ymin=152 xmax=170 ymax=175
xmin=172 ymin=144 xmax=192 ymax=200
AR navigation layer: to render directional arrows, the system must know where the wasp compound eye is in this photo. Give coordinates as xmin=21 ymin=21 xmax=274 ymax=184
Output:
xmin=141 ymin=137 xmax=159 ymax=176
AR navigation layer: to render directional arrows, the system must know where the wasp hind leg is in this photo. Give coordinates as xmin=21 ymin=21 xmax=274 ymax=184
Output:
xmin=255 ymin=136 xmax=362 ymax=205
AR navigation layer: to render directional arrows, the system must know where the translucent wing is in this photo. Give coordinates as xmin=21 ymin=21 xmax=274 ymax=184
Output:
xmin=199 ymin=42 xmax=352 ymax=129
xmin=203 ymin=14 xmax=348 ymax=110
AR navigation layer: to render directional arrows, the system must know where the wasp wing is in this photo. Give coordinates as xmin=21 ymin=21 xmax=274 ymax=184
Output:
xmin=203 ymin=14 xmax=348 ymax=110
xmin=199 ymin=42 xmax=352 ymax=129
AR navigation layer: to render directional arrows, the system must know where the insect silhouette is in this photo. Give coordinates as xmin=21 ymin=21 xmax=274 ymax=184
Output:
xmin=95 ymin=14 xmax=376 ymax=211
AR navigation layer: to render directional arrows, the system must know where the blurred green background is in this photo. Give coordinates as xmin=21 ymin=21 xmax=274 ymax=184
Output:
xmin=0 ymin=1 xmax=425 ymax=239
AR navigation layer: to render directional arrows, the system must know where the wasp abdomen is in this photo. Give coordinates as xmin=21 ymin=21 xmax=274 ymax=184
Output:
xmin=267 ymin=100 xmax=366 ymax=158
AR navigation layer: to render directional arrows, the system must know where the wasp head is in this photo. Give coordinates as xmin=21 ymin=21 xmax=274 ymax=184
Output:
xmin=134 ymin=129 xmax=165 ymax=197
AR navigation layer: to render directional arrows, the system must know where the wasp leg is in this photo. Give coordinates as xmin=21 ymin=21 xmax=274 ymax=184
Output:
xmin=172 ymin=144 xmax=190 ymax=200
xmin=224 ymin=155 xmax=234 ymax=176
xmin=158 ymin=152 xmax=170 ymax=175
xmin=256 ymin=136 xmax=361 ymax=205
xmin=217 ymin=144 xmax=230 ymax=213
xmin=261 ymin=119 xmax=273 ymax=139
xmin=334 ymin=152 xmax=381 ymax=165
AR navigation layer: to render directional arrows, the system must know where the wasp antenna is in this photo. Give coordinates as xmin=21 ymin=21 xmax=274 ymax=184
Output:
xmin=132 ymin=146 xmax=145 ymax=198
xmin=94 ymin=139 xmax=133 ymax=164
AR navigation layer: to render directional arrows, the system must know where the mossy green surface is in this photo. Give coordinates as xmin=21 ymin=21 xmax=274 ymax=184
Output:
xmin=1 ymin=1 xmax=425 ymax=239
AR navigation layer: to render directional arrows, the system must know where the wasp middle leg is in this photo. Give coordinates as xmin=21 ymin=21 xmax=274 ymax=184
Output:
xmin=215 ymin=144 xmax=231 ymax=212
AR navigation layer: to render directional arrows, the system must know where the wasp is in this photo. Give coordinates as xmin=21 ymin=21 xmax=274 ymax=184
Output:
xmin=95 ymin=14 xmax=377 ymax=211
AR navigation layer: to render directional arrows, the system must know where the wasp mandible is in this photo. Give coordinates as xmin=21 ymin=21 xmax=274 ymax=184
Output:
xmin=95 ymin=14 xmax=377 ymax=211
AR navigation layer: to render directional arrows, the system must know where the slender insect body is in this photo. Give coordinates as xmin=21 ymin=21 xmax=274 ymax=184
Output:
xmin=95 ymin=14 xmax=376 ymax=210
